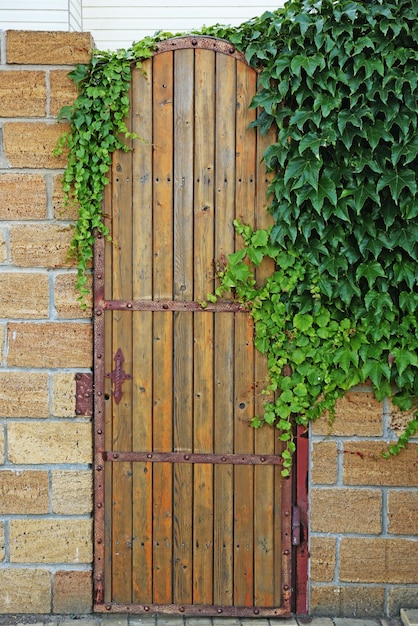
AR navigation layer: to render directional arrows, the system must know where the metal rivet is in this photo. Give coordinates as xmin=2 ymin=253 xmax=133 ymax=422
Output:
xmin=105 ymin=604 xmax=111 ymax=611
xmin=127 ymin=303 xmax=132 ymax=308
xmin=147 ymin=454 xmax=152 ymax=459
xmin=179 ymin=607 xmax=185 ymax=613
xmin=113 ymin=453 xmax=119 ymax=459
xmin=96 ymin=465 xmax=103 ymax=471
xmin=97 ymin=539 xmax=102 ymax=544
xmin=144 ymin=606 xmax=150 ymax=612
xmin=97 ymin=274 xmax=102 ymax=280
xmin=184 ymin=455 xmax=190 ymax=461
xmin=97 ymin=429 xmax=102 ymax=435
xmin=192 ymin=38 xmax=197 ymax=45
xmin=221 ymin=457 xmax=226 ymax=462
xmin=229 ymin=47 xmax=235 ymax=54
xmin=97 ymin=354 xmax=102 ymax=359
xmin=97 ymin=503 xmax=103 ymax=508
xmin=283 ymin=584 xmax=290 ymax=591
xmin=284 ymin=510 xmax=290 ymax=516
xmin=96 ymin=309 xmax=102 ymax=316
xmin=283 ymin=549 xmax=290 ymax=555
xmin=97 ymin=391 xmax=102 ymax=396
xmin=217 ymin=609 xmax=223 ymax=614
xmin=261 ymin=457 xmax=265 ymax=462
xmin=76 ymin=409 xmax=82 ymax=415
xmin=162 ymin=303 xmax=168 ymax=309
xmin=254 ymin=610 xmax=259 ymax=615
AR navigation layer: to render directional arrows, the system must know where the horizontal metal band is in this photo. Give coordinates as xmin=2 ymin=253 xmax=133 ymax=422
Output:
xmin=98 ymin=299 xmax=246 ymax=312
xmin=94 ymin=601 xmax=290 ymax=617
xmin=102 ymin=451 xmax=283 ymax=465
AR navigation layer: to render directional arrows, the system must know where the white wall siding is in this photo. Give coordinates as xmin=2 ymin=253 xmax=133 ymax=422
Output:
xmin=0 ymin=0 xmax=285 ymax=50
xmin=0 ymin=0 xmax=71 ymax=31
xmin=83 ymin=0 xmax=285 ymax=50
xmin=69 ymin=0 xmax=83 ymax=31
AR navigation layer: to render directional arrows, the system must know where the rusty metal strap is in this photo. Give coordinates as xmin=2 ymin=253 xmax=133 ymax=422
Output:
xmin=97 ymin=299 xmax=246 ymax=312
xmin=102 ymin=451 xmax=283 ymax=465
xmin=95 ymin=601 xmax=290 ymax=617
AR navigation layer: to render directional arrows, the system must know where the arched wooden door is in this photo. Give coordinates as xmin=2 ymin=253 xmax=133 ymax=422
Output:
xmin=93 ymin=36 xmax=292 ymax=616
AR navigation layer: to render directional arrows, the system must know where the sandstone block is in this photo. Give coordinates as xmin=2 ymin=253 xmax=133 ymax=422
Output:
xmin=6 ymin=31 xmax=94 ymax=65
xmin=0 ymin=272 xmax=49 ymax=318
xmin=52 ymin=470 xmax=93 ymax=515
xmin=309 ymin=536 xmax=336 ymax=582
xmin=3 ymin=121 xmax=69 ymax=168
xmin=54 ymin=272 xmax=93 ymax=318
xmin=0 ymin=372 xmax=49 ymax=418
xmin=0 ymin=174 xmax=47 ymax=220
xmin=52 ymin=372 xmax=76 ymax=417
xmin=310 ymin=488 xmax=382 ymax=534
xmin=0 ymin=426 xmax=4 ymax=464
xmin=53 ymin=174 xmax=79 ymax=220
xmin=0 ymin=324 xmax=4 ymax=362
xmin=388 ymin=587 xmax=418 ymax=616
xmin=0 ymin=229 xmax=6 ymax=263
xmin=0 ymin=568 xmax=51 ymax=613
xmin=340 ymin=538 xmax=418 ymax=583
xmin=0 ymin=470 xmax=49 ymax=514
xmin=49 ymin=70 xmax=79 ymax=117
xmin=7 ymin=322 xmax=92 ymax=368
xmin=312 ymin=391 xmax=383 ymax=436
xmin=10 ymin=518 xmax=92 ymax=563
xmin=10 ymin=223 xmax=75 ymax=268
xmin=310 ymin=585 xmax=385 ymax=618
xmin=389 ymin=400 xmax=417 ymax=434
xmin=7 ymin=422 xmax=92 ymax=464
xmin=388 ymin=490 xmax=418 ymax=535
xmin=0 ymin=522 xmax=4 ymax=561
xmin=311 ymin=441 xmax=338 ymax=484
xmin=0 ymin=71 xmax=46 ymax=117
xmin=343 ymin=442 xmax=418 ymax=486
xmin=53 ymin=570 xmax=93 ymax=613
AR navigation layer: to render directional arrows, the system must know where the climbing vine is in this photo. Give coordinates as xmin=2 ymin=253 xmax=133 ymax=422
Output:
xmin=57 ymin=0 xmax=418 ymax=475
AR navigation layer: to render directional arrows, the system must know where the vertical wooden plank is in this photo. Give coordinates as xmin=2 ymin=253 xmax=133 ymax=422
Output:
xmin=109 ymin=82 xmax=134 ymax=602
xmin=152 ymin=51 xmax=174 ymax=605
xmin=173 ymin=47 xmax=194 ymax=605
xmin=131 ymin=62 xmax=153 ymax=603
xmin=253 ymin=120 xmax=277 ymax=605
xmin=192 ymin=48 xmax=215 ymax=605
xmin=233 ymin=58 xmax=257 ymax=607
xmin=213 ymin=52 xmax=236 ymax=607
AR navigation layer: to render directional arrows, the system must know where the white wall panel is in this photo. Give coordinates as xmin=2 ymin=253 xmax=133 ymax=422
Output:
xmin=0 ymin=0 xmax=284 ymax=50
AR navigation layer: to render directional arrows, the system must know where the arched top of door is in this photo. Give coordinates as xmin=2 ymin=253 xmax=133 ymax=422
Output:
xmin=153 ymin=35 xmax=248 ymax=65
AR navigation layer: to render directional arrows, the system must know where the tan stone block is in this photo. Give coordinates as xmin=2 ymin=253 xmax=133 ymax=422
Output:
xmin=388 ymin=587 xmax=418 ymax=617
xmin=389 ymin=399 xmax=417 ymax=433
xmin=0 ymin=71 xmax=46 ymax=117
xmin=0 ymin=229 xmax=6 ymax=263
xmin=0 ymin=174 xmax=47 ymax=220
xmin=0 ymin=471 xmax=49 ymax=514
xmin=388 ymin=490 xmax=418 ymax=535
xmin=54 ymin=273 xmax=93 ymax=318
xmin=52 ymin=373 xmax=76 ymax=417
xmin=310 ymin=536 xmax=336 ymax=582
xmin=52 ymin=470 xmax=92 ymax=515
xmin=7 ymin=322 xmax=92 ymax=368
xmin=0 ymin=521 xmax=4 ymax=561
xmin=312 ymin=391 xmax=383 ymax=436
xmin=53 ymin=570 xmax=93 ymax=614
xmin=53 ymin=174 xmax=79 ymax=220
xmin=340 ymin=538 xmax=418 ymax=583
xmin=0 ymin=273 xmax=49 ymax=318
xmin=310 ymin=488 xmax=382 ymax=534
xmin=310 ymin=585 xmax=385 ymax=617
xmin=10 ymin=224 xmax=75 ymax=268
xmin=7 ymin=422 xmax=92 ymax=464
xmin=10 ymin=518 xmax=92 ymax=563
xmin=0 ymin=426 xmax=4 ymax=464
xmin=0 ymin=372 xmax=49 ymax=418
xmin=3 ymin=121 xmax=69 ymax=168
xmin=6 ymin=31 xmax=93 ymax=65
xmin=343 ymin=442 xmax=418 ymax=486
xmin=0 ymin=324 xmax=4 ymax=362
xmin=49 ymin=70 xmax=79 ymax=117
xmin=311 ymin=441 xmax=338 ymax=484
xmin=0 ymin=568 xmax=51 ymax=612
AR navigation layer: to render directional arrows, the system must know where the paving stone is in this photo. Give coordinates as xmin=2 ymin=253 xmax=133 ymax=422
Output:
xmin=101 ymin=617 xmax=129 ymax=626
xmin=334 ymin=620 xmax=381 ymax=626
xmin=401 ymin=610 xmax=418 ymax=626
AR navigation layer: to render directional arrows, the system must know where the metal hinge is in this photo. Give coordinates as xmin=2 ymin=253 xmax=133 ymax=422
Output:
xmin=292 ymin=505 xmax=301 ymax=546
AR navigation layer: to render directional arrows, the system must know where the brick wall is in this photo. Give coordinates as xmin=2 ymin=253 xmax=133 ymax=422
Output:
xmin=310 ymin=388 xmax=418 ymax=617
xmin=0 ymin=28 xmax=417 ymax=620
xmin=0 ymin=30 xmax=94 ymax=614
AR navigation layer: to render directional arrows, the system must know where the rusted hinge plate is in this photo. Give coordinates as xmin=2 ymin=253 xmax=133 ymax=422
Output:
xmin=103 ymin=451 xmax=284 ymax=465
xmin=75 ymin=373 xmax=93 ymax=416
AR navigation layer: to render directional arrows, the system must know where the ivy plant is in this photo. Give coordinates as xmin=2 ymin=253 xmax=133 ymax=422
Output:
xmin=57 ymin=0 xmax=418 ymax=475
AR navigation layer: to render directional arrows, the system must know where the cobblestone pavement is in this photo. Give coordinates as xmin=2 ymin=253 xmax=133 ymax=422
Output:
xmin=0 ymin=616 xmax=405 ymax=626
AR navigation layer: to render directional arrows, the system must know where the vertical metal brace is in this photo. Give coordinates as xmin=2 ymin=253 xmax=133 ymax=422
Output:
xmin=292 ymin=505 xmax=301 ymax=546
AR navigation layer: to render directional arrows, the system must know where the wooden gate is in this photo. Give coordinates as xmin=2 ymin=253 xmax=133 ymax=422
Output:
xmin=93 ymin=36 xmax=293 ymax=616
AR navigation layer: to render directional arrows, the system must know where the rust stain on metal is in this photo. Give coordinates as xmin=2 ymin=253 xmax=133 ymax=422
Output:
xmin=105 ymin=348 xmax=132 ymax=404
xmin=75 ymin=373 xmax=93 ymax=416
xmin=102 ymin=450 xmax=284 ymax=465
